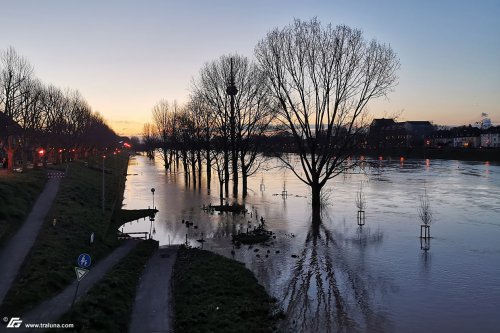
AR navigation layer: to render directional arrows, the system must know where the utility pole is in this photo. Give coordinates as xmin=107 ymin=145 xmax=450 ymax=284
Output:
xmin=226 ymin=58 xmax=238 ymax=197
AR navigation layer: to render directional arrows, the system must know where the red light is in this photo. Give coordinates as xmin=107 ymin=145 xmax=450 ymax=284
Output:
xmin=123 ymin=142 xmax=131 ymax=148
xmin=58 ymin=149 xmax=63 ymax=153
xmin=400 ymin=157 xmax=404 ymax=162
xmin=38 ymin=149 xmax=45 ymax=155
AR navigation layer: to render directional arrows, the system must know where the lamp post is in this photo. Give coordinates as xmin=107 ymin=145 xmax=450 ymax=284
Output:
xmin=226 ymin=57 xmax=238 ymax=197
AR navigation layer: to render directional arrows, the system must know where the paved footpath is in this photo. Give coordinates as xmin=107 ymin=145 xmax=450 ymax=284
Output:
xmin=129 ymin=246 xmax=179 ymax=333
xmin=0 ymin=240 xmax=139 ymax=333
xmin=0 ymin=173 xmax=63 ymax=304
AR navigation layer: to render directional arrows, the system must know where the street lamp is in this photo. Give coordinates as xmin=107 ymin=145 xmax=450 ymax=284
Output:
xmin=226 ymin=57 xmax=238 ymax=197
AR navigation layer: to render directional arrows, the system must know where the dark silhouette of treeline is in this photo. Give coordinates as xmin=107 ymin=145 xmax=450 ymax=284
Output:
xmin=0 ymin=47 xmax=118 ymax=170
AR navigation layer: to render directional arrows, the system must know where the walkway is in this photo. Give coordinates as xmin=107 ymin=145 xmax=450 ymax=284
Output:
xmin=129 ymin=246 xmax=179 ymax=333
xmin=0 ymin=172 xmax=63 ymax=304
xmin=2 ymin=240 xmax=139 ymax=333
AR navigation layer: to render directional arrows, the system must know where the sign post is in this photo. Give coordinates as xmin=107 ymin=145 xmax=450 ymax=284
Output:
xmin=71 ymin=253 xmax=91 ymax=308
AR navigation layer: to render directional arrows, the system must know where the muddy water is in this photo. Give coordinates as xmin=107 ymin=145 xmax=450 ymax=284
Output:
xmin=122 ymin=155 xmax=500 ymax=332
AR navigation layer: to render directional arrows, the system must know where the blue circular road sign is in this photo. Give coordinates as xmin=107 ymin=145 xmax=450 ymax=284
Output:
xmin=77 ymin=253 xmax=91 ymax=268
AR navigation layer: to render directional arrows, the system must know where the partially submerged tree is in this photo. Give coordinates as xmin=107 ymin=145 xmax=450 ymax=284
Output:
xmin=152 ymin=99 xmax=177 ymax=171
xmin=355 ymin=182 xmax=366 ymax=211
xmin=255 ymin=18 xmax=399 ymax=218
xmin=141 ymin=123 xmax=156 ymax=159
xmin=192 ymin=54 xmax=275 ymax=197
xmin=418 ymin=188 xmax=432 ymax=226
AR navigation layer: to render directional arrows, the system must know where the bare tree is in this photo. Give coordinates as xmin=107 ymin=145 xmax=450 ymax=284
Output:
xmin=0 ymin=47 xmax=118 ymax=168
xmin=188 ymin=93 xmax=217 ymax=190
xmin=233 ymin=58 xmax=276 ymax=196
xmin=192 ymin=57 xmax=232 ymax=196
xmin=355 ymin=182 xmax=366 ymax=212
xmin=0 ymin=46 xmax=34 ymax=119
xmin=141 ymin=123 xmax=156 ymax=159
xmin=192 ymin=54 xmax=276 ymax=197
xmin=0 ymin=47 xmax=34 ymax=170
xmin=152 ymin=99 xmax=176 ymax=171
xmin=418 ymin=188 xmax=432 ymax=226
xmin=255 ymin=18 xmax=399 ymax=218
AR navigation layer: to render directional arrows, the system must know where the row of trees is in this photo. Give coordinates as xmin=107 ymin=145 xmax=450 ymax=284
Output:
xmin=145 ymin=18 xmax=399 ymax=215
xmin=143 ymin=54 xmax=276 ymax=202
xmin=0 ymin=47 xmax=117 ymax=170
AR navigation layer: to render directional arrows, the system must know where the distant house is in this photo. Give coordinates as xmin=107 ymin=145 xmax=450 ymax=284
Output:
xmin=451 ymin=126 xmax=481 ymax=148
xmin=368 ymin=118 xmax=406 ymax=148
xmin=481 ymin=126 xmax=500 ymax=148
xmin=368 ymin=118 xmax=434 ymax=148
xmin=429 ymin=129 xmax=453 ymax=147
xmin=404 ymin=121 xmax=433 ymax=146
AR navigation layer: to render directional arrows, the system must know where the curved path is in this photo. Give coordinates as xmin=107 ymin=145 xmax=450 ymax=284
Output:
xmin=0 ymin=172 xmax=63 ymax=304
xmin=129 ymin=246 xmax=179 ymax=333
xmin=0 ymin=240 xmax=138 ymax=333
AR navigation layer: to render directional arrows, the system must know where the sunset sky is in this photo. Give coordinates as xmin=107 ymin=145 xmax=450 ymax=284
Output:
xmin=1 ymin=0 xmax=499 ymax=136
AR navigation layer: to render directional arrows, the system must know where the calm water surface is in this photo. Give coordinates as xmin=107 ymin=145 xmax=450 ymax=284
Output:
xmin=122 ymin=155 xmax=500 ymax=333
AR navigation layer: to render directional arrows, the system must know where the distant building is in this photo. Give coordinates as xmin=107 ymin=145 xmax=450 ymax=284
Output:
xmin=368 ymin=118 xmax=406 ymax=148
xmin=404 ymin=121 xmax=433 ymax=146
xmin=429 ymin=130 xmax=453 ymax=147
xmin=450 ymin=126 xmax=481 ymax=148
xmin=368 ymin=118 xmax=433 ymax=148
xmin=481 ymin=126 xmax=500 ymax=148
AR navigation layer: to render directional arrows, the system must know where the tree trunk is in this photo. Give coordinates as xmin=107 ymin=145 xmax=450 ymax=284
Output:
xmin=241 ymin=163 xmax=248 ymax=197
xmin=242 ymin=173 xmax=248 ymax=198
xmin=311 ymin=182 xmax=322 ymax=222
xmin=206 ymin=153 xmax=211 ymax=190
xmin=191 ymin=156 xmax=197 ymax=189
xmin=163 ymin=149 xmax=170 ymax=172
xmin=219 ymin=180 xmax=224 ymax=206
xmin=197 ymin=151 xmax=202 ymax=187
xmin=182 ymin=156 xmax=189 ymax=186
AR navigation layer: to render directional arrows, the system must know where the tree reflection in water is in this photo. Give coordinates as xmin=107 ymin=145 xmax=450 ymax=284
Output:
xmin=280 ymin=216 xmax=390 ymax=333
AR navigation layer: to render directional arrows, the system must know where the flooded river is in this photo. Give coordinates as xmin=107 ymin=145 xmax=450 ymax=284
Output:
xmin=122 ymin=154 xmax=500 ymax=332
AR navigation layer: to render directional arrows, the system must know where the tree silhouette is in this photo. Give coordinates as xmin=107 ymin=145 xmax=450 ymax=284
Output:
xmin=255 ymin=18 xmax=399 ymax=218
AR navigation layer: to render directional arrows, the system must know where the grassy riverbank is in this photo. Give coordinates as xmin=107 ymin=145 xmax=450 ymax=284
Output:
xmin=0 ymin=154 xmax=129 ymax=316
xmin=55 ymin=239 xmax=158 ymax=333
xmin=173 ymin=246 xmax=281 ymax=333
xmin=0 ymin=169 xmax=46 ymax=245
